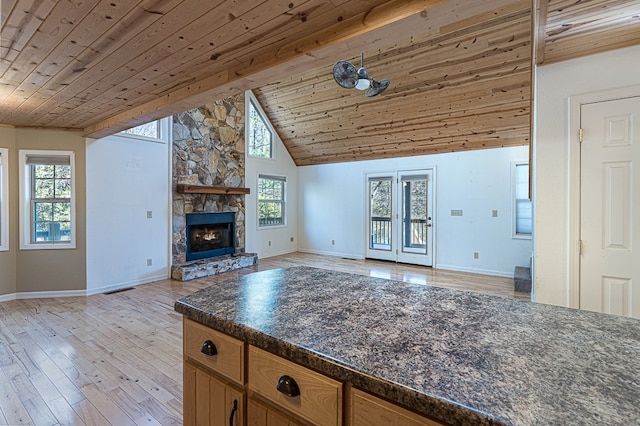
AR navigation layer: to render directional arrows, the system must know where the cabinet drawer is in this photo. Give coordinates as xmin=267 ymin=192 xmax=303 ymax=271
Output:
xmin=350 ymin=388 xmax=444 ymax=426
xmin=183 ymin=318 xmax=244 ymax=385
xmin=248 ymin=346 xmax=342 ymax=426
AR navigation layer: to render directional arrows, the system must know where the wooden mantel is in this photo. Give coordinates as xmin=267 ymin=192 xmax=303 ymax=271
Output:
xmin=176 ymin=184 xmax=250 ymax=195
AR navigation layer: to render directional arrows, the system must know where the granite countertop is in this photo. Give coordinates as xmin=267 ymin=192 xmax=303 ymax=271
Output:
xmin=174 ymin=266 xmax=640 ymax=425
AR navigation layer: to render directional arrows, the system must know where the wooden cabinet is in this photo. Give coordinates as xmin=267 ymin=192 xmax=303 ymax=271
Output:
xmin=184 ymin=360 xmax=244 ymax=426
xmin=247 ymin=397 xmax=307 ymax=426
xmin=183 ymin=318 xmax=244 ymax=385
xmin=248 ymin=346 xmax=342 ymax=426
xmin=182 ymin=318 xmax=442 ymax=426
xmin=183 ymin=318 xmax=246 ymax=426
xmin=349 ymin=388 xmax=444 ymax=426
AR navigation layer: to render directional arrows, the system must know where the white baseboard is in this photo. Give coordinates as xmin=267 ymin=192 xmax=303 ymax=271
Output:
xmin=297 ymin=248 xmax=363 ymax=260
xmin=0 ymin=293 xmax=17 ymax=302
xmin=435 ymin=264 xmax=512 ymax=278
xmin=86 ymin=272 xmax=170 ymax=296
xmin=258 ymin=248 xmax=298 ymax=259
xmin=0 ymin=272 xmax=170 ymax=301
xmin=13 ymin=289 xmax=86 ymax=300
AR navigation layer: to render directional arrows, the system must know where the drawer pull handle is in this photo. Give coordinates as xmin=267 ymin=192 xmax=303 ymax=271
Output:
xmin=229 ymin=399 xmax=238 ymax=426
xmin=276 ymin=375 xmax=300 ymax=397
xmin=200 ymin=340 xmax=218 ymax=356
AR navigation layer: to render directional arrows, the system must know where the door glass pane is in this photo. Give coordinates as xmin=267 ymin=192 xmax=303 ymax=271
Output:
xmin=369 ymin=177 xmax=392 ymax=250
xmin=401 ymin=176 xmax=428 ymax=254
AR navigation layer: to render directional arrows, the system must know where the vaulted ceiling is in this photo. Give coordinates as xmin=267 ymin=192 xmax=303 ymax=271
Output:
xmin=1 ymin=0 xmax=639 ymax=166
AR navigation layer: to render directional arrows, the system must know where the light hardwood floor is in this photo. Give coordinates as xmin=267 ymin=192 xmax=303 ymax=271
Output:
xmin=0 ymin=253 xmax=529 ymax=425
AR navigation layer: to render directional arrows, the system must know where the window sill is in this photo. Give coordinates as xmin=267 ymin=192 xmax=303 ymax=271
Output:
xmin=20 ymin=242 xmax=76 ymax=250
xmin=513 ymin=234 xmax=532 ymax=240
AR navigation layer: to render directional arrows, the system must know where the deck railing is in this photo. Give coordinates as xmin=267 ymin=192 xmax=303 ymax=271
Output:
xmin=370 ymin=217 xmax=427 ymax=248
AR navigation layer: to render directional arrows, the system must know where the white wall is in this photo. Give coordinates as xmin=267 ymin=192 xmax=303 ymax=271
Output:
xmin=85 ymin=120 xmax=171 ymax=294
xmin=245 ymin=92 xmax=298 ymax=258
xmin=535 ymin=45 xmax=640 ymax=307
xmin=298 ymin=146 xmax=532 ymax=277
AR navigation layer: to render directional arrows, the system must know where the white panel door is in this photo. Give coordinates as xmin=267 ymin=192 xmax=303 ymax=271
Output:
xmin=366 ymin=170 xmax=434 ymax=266
xmin=580 ymin=97 xmax=640 ymax=318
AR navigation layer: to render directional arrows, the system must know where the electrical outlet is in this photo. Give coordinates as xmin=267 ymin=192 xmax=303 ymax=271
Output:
xmin=492 ymin=210 xmax=498 ymax=217
xmin=331 ymin=240 xmax=335 ymax=245
xmin=268 ymin=241 xmax=271 ymax=246
xmin=473 ymin=252 xmax=479 ymax=259
xmin=146 ymin=258 xmax=153 ymax=266
xmin=451 ymin=209 xmax=463 ymax=216
xmin=146 ymin=210 xmax=152 ymax=219
xmin=290 ymin=237 xmax=294 ymax=242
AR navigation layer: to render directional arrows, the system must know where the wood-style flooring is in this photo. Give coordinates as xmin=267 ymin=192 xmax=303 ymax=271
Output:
xmin=0 ymin=252 xmax=529 ymax=425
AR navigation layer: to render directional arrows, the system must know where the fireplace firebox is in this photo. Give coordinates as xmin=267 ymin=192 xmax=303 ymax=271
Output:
xmin=185 ymin=212 xmax=236 ymax=261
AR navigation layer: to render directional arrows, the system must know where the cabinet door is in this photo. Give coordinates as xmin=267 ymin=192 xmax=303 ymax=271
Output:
xmin=184 ymin=360 xmax=244 ymax=426
xmin=247 ymin=397 xmax=306 ymax=426
xmin=350 ymin=388 xmax=443 ymax=426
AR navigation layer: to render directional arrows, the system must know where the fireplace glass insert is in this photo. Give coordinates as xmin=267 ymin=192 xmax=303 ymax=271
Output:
xmin=185 ymin=212 xmax=236 ymax=261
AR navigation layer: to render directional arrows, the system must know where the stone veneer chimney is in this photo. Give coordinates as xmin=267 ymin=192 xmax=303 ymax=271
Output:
xmin=171 ymin=94 xmax=246 ymax=265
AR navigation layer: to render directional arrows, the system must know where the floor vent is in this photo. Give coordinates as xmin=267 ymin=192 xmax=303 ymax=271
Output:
xmin=103 ymin=287 xmax=134 ymax=295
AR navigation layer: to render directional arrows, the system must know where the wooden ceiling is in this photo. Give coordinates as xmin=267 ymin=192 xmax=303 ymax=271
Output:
xmin=254 ymin=0 xmax=532 ymax=165
xmin=1 ymin=0 xmax=639 ymax=166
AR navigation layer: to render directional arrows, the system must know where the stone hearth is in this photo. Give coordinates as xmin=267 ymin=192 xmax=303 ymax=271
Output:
xmin=171 ymin=253 xmax=258 ymax=281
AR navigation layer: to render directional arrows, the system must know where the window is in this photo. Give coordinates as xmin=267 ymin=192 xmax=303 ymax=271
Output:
xmin=248 ymin=98 xmax=273 ymax=158
xmin=120 ymin=120 xmax=161 ymax=140
xmin=258 ymin=175 xmax=285 ymax=227
xmin=0 ymin=148 xmax=8 ymax=251
xmin=19 ymin=150 xmax=76 ymax=249
xmin=513 ymin=162 xmax=532 ymax=238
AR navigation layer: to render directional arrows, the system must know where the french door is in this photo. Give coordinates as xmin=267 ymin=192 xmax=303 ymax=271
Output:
xmin=365 ymin=170 xmax=434 ymax=266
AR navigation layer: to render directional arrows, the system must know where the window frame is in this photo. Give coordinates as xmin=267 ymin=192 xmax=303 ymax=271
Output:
xmin=512 ymin=161 xmax=532 ymax=239
xmin=0 ymin=148 xmax=9 ymax=251
xmin=19 ymin=150 xmax=76 ymax=250
xmin=118 ymin=119 xmax=165 ymax=143
xmin=257 ymin=174 xmax=286 ymax=228
xmin=246 ymin=91 xmax=275 ymax=160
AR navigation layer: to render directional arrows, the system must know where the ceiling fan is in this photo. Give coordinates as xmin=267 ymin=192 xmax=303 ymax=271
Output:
xmin=332 ymin=53 xmax=390 ymax=97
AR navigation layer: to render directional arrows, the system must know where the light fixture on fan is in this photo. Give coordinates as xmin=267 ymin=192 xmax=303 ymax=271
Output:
xmin=332 ymin=52 xmax=390 ymax=97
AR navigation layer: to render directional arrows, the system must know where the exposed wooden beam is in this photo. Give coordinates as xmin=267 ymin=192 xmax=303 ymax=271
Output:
xmin=83 ymin=0 xmax=447 ymax=139
xmin=535 ymin=0 xmax=549 ymax=65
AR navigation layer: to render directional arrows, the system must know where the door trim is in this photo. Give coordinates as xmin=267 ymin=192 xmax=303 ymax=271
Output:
xmin=363 ymin=168 xmax=436 ymax=267
xmin=568 ymin=84 xmax=640 ymax=309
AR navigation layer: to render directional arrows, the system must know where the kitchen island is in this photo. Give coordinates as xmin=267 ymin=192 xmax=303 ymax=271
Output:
xmin=175 ymin=266 xmax=640 ymax=425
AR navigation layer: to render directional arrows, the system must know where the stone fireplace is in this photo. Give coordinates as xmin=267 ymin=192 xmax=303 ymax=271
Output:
xmin=171 ymin=94 xmax=257 ymax=280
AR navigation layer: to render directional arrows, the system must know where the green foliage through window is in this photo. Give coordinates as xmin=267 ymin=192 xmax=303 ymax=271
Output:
xmin=31 ymin=164 xmax=72 ymax=242
xmin=248 ymin=100 xmax=272 ymax=158
xmin=258 ymin=175 xmax=285 ymax=226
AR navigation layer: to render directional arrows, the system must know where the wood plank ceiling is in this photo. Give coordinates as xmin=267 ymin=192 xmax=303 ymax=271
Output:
xmin=254 ymin=0 xmax=533 ymax=165
xmin=1 ymin=0 xmax=640 ymax=166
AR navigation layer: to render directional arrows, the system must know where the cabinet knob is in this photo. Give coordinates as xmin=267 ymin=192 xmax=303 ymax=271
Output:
xmin=276 ymin=375 xmax=300 ymax=397
xmin=200 ymin=340 xmax=218 ymax=356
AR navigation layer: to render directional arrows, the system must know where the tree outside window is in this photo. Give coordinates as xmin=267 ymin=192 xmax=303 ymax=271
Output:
xmin=32 ymin=164 xmax=72 ymax=242
xmin=19 ymin=150 xmax=75 ymax=249
xmin=121 ymin=121 xmax=160 ymax=139
xmin=258 ymin=175 xmax=285 ymax=226
xmin=248 ymin=100 xmax=273 ymax=158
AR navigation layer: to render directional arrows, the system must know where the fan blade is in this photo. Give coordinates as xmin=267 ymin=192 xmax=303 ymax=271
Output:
xmin=365 ymin=78 xmax=390 ymax=97
xmin=332 ymin=61 xmax=357 ymax=89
